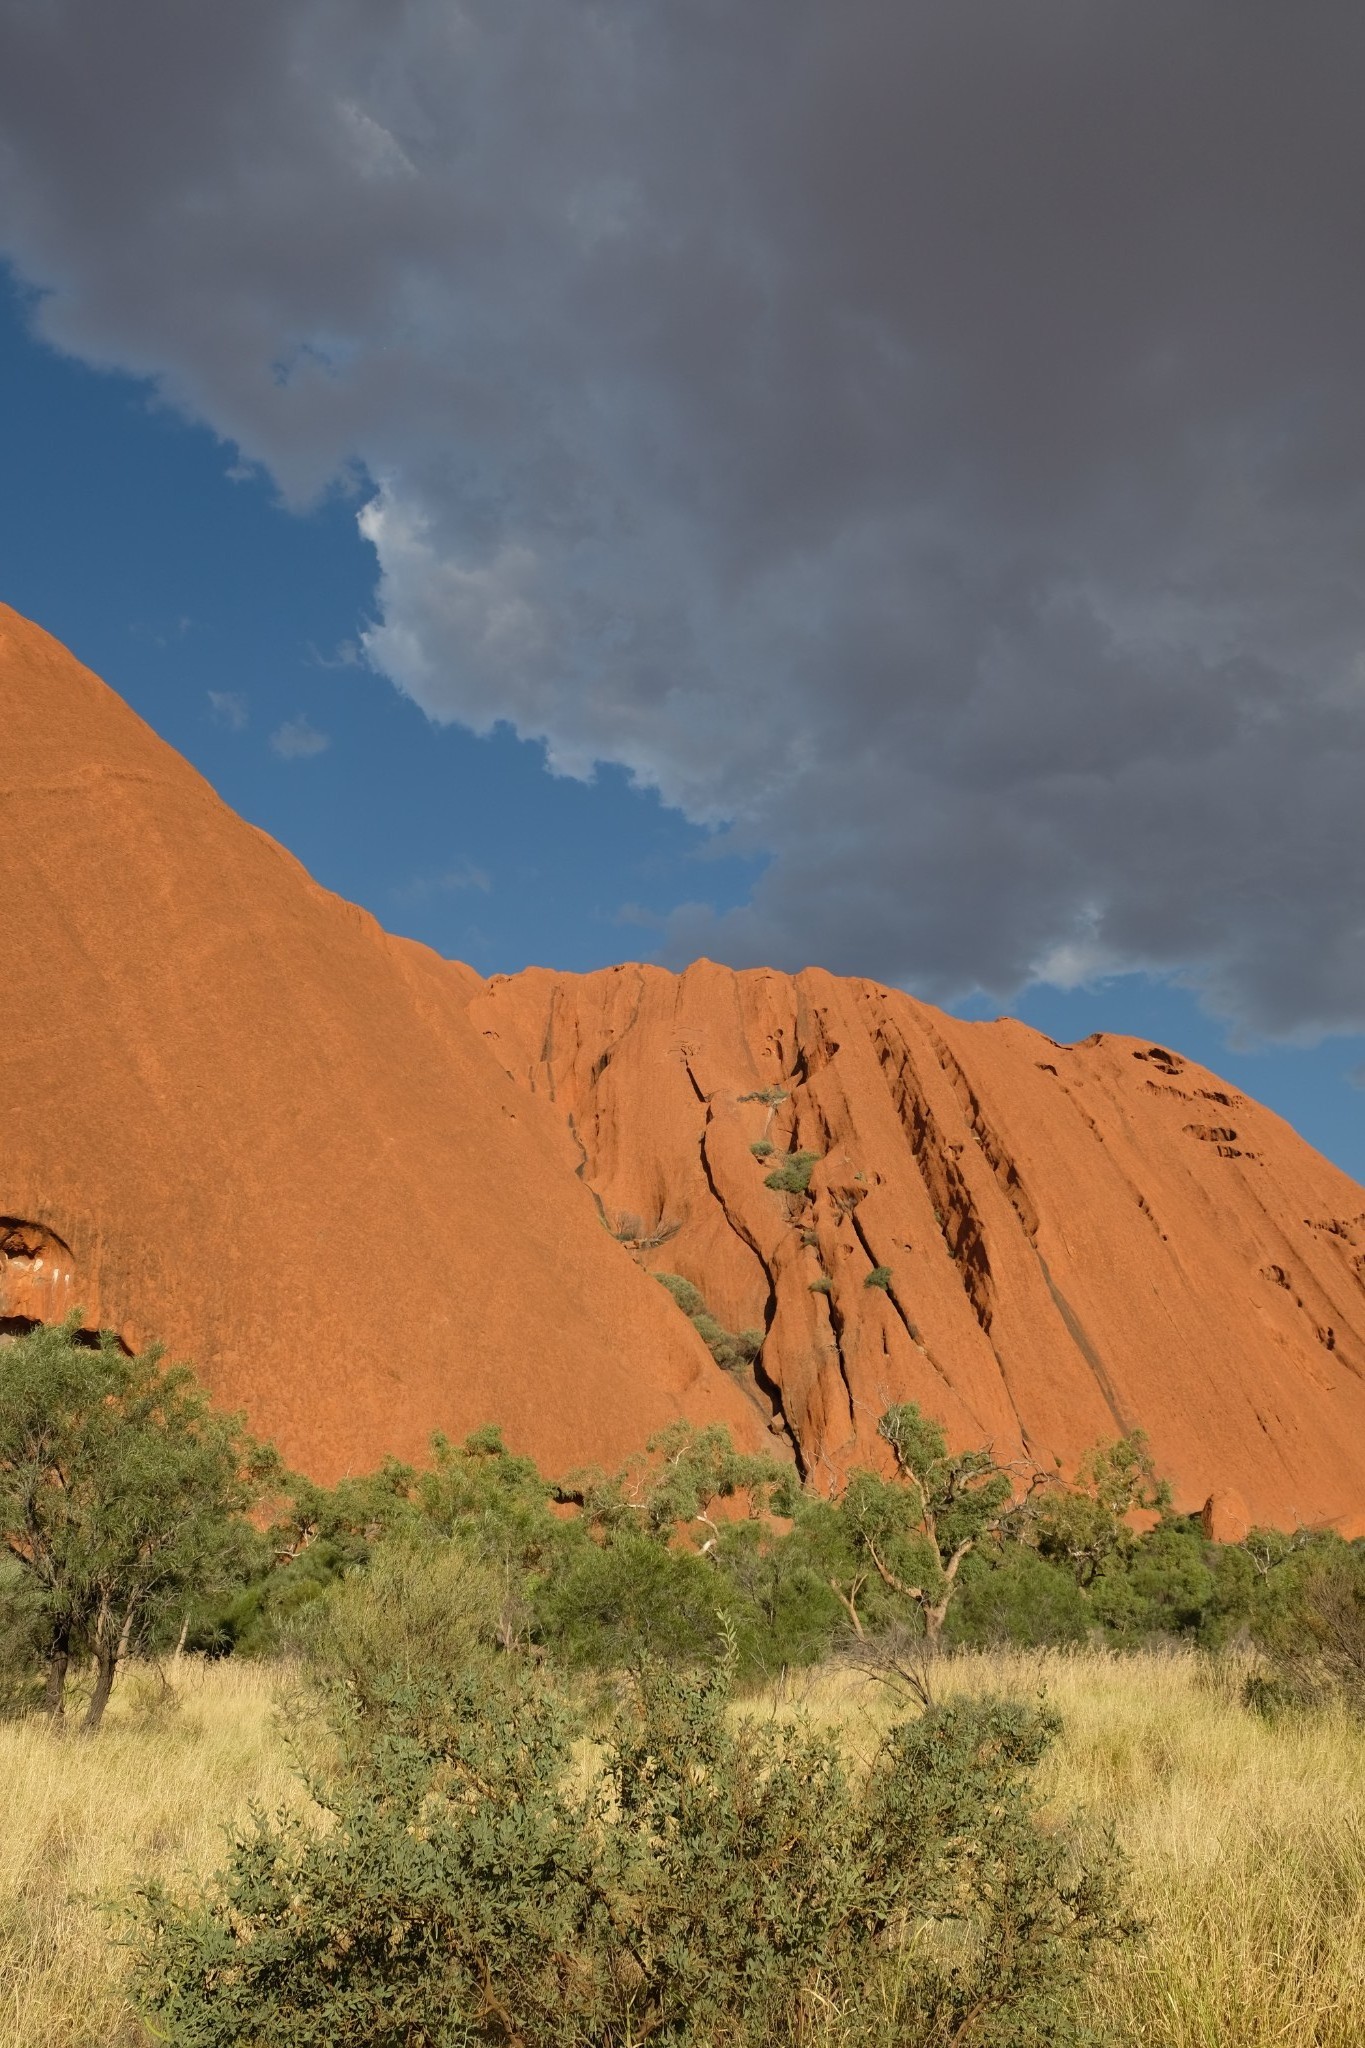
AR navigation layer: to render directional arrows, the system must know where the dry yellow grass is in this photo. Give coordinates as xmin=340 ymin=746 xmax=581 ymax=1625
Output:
xmin=1 ymin=1648 xmax=1362 ymax=2046
xmin=0 ymin=1660 xmax=305 ymax=2048
xmin=764 ymin=1650 xmax=1365 ymax=2048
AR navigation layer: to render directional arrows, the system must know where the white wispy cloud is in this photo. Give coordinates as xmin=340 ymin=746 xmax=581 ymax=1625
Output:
xmin=207 ymin=689 xmax=248 ymax=731
xmin=392 ymin=863 xmax=492 ymax=903
xmin=270 ymin=714 xmax=330 ymax=760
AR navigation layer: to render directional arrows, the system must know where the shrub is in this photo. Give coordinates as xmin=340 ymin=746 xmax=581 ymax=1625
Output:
xmin=809 ymin=1276 xmax=832 ymax=1295
xmin=536 ymin=1529 xmax=733 ymax=1667
xmin=290 ymin=1538 xmax=508 ymax=1714
xmin=693 ymin=1314 xmax=762 ymax=1371
xmin=135 ymin=1652 xmax=1128 ymax=2048
xmin=947 ymin=1547 xmax=1090 ymax=1649
xmin=749 ymin=1139 xmax=775 ymax=1158
xmin=763 ymin=1150 xmax=820 ymax=1196
xmin=654 ymin=1275 xmax=763 ymax=1374
xmin=654 ymin=1271 xmax=708 ymax=1320
xmin=864 ymin=1264 xmax=893 ymax=1289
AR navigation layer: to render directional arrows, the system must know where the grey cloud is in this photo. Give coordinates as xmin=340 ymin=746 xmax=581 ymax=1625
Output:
xmin=269 ymin=714 xmax=329 ymax=760
xmin=3 ymin=2 xmax=1365 ymax=1030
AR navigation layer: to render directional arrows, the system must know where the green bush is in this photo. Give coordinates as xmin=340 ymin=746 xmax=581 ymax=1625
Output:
xmin=809 ymin=1276 xmax=832 ymax=1295
xmin=947 ymin=1547 xmax=1090 ymax=1649
xmin=763 ymin=1150 xmax=820 ymax=1197
xmin=136 ymin=1651 xmax=1128 ymax=2048
xmin=749 ymin=1139 xmax=775 ymax=1158
xmin=654 ymin=1271 xmax=708 ymax=1320
xmin=864 ymin=1264 xmax=892 ymax=1290
xmin=290 ymin=1539 xmax=508 ymax=1712
xmin=653 ymin=1275 xmax=764 ymax=1374
xmin=535 ymin=1530 xmax=734 ymax=1668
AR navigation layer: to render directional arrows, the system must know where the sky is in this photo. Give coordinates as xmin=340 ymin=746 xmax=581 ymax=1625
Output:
xmin=1 ymin=1 xmax=1364 ymax=1181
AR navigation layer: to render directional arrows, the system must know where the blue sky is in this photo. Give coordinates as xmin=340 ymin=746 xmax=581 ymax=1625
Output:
xmin=0 ymin=275 xmax=763 ymax=974
xmin=4 ymin=275 xmax=1363 ymax=1182
xmin=3 ymin=6 xmax=1365 ymax=1185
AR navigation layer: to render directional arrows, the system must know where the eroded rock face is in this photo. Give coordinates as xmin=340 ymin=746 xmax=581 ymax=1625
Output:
xmin=0 ymin=607 xmax=763 ymax=1479
xmin=471 ymin=964 xmax=1365 ymax=1531
xmin=6 ymin=603 xmax=1365 ymax=1528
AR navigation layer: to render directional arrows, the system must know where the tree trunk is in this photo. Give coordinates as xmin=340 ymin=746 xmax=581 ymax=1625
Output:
xmin=80 ymin=1644 xmax=118 ymax=1736
xmin=43 ymin=1624 xmax=72 ymax=1726
xmin=80 ymin=1602 xmax=135 ymax=1736
xmin=830 ymin=1577 xmax=866 ymax=1639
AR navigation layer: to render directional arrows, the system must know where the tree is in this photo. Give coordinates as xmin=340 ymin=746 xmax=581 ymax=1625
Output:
xmin=1034 ymin=1432 xmax=1170 ymax=1587
xmin=0 ymin=1319 xmax=276 ymax=1731
xmin=827 ymin=1404 xmax=1039 ymax=1647
xmin=559 ymin=1419 xmax=793 ymax=1547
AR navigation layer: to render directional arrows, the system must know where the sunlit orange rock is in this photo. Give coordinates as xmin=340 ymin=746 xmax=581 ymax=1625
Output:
xmin=0 ymin=606 xmax=762 ymax=1480
xmin=6 ymin=603 xmax=1365 ymax=1528
xmin=471 ymin=963 xmax=1365 ymax=1528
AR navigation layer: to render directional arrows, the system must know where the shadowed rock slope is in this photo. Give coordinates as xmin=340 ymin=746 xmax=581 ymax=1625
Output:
xmin=471 ymin=963 xmax=1365 ymax=1530
xmin=0 ymin=605 xmax=762 ymax=1479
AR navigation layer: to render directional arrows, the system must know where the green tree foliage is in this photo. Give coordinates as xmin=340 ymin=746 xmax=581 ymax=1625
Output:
xmin=947 ymin=1546 xmax=1091 ymax=1650
xmin=135 ymin=1623 xmax=1127 ymax=2047
xmin=815 ymin=1404 xmax=1034 ymax=1645
xmin=1034 ymin=1434 xmax=1170 ymax=1588
xmin=0 ymin=1319 xmax=276 ymax=1730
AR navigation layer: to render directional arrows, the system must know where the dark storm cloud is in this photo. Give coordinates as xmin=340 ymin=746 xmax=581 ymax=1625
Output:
xmin=3 ymin=0 xmax=1365 ymax=1030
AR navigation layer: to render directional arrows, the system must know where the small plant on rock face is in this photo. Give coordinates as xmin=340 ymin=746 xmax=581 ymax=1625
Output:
xmin=809 ymin=1277 xmax=833 ymax=1295
xmin=750 ymin=1139 xmax=775 ymax=1158
xmin=865 ymin=1265 xmax=893 ymax=1290
xmin=653 ymin=1274 xmax=763 ymax=1375
xmin=764 ymin=1150 xmax=821 ymax=1197
xmin=654 ymin=1272 xmax=707 ymax=1320
xmin=739 ymin=1086 xmax=788 ymax=1107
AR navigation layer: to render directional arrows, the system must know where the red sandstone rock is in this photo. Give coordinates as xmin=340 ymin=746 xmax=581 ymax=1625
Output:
xmin=0 ymin=607 xmax=763 ymax=1480
xmin=470 ymin=962 xmax=1365 ymax=1528
xmin=6 ymin=604 xmax=1365 ymax=1529
xmin=1202 ymin=1489 xmax=1252 ymax=1546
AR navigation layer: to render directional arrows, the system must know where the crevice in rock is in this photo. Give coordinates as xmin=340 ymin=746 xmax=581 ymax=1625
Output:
xmin=1035 ymin=1252 xmax=1135 ymax=1436
xmin=695 ymin=1114 xmax=801 ymax=1464
xmin=844 ymin=1205 xmax=956 ymax=1394
xmin=821 ymin=1282 xmax=858 ymax=1431
xmin=925 ymin=1028 xmax=1040 ymax=1242
xmin=867 ymin=1027 xmax=999 ymax=1337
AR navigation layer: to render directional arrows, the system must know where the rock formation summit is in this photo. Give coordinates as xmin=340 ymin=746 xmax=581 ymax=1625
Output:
xmin=4 ymin=605 xmax=1365 ymax=1527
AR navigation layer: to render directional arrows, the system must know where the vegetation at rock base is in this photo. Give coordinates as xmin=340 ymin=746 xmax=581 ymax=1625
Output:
xmin=135 ymin=1632 xmax=1124 ymax=2048
xmin=4 ymin=1651 xmax=1365 ymax=2048
xmin=3 ymin=1319 xmax=1365 ymax=2043
xmin=0 ymin=1319 xmax=277 ymax=1731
